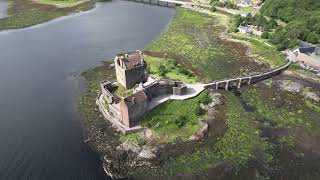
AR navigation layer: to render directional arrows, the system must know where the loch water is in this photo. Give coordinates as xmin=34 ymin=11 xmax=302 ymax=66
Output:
xmin=0 ymin=1 xmax=174 ymax=179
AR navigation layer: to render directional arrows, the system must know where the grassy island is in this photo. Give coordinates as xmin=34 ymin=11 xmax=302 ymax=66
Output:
xmin=0 ymin=0 xmax=95 ymax=31
xmin=78 ymin=6 xmax=320 ymax=180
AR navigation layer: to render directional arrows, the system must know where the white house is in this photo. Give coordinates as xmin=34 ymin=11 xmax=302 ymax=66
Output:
xmin=238 ymin=0 xmax=253 ymax=7
xmin=238 ymin=25 xmax=253 ymax=34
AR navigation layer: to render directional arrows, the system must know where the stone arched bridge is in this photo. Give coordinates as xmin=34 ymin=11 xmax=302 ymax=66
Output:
xmin=204 ymin=61 xmax=292 ymax=90
xmin=146 ymin=61 xmax=292 ymax=105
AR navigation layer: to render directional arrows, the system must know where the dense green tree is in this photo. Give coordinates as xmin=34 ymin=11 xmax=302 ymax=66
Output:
xmin=261 ymin=0 xmax=320 ymax=45
xmin=158 ymin=64 xmax=167 ymax=76
xmin=261 ymin=32 xmax=269 ymax=39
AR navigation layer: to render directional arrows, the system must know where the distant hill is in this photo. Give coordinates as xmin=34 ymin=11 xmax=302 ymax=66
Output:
xmin=261 ymin=0 xmax=320 ymax=23
xmin=259 ymin=0 xmax=320 ymax=49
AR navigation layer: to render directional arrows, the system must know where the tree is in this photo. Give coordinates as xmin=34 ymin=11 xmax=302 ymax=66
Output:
xmin=269 ymin=18 xmax=278 ymax=28
xmin=195 ymin=105 xmax=204 ymax=116
xmin=261 ymin=32 xmax=269 ymax=39
xmin=210 ymin=6 xmax=216 ymax=12
xmin=306 ymin=33 xmax=319 ymax=44
xmin=260 ymin=0 xmax=320 ymax=44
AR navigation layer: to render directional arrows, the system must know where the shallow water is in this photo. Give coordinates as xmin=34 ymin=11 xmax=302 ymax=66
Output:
xmin=0 ymin=1 xmax=174 ymax=179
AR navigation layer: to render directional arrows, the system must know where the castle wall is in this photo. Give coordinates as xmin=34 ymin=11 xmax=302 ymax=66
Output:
xmin=120 ymin=99 xmax=148 ymax=128
xmin=114 ymin=55 xmax=147 ymax=89
xmin=119 ymin=101 xmax=130 ymax=127
xmin=124 ymin=65 xmax=147 ymax=89
xmin=144 ymin=82 xmax=173 ymax=98
xmin=115 ymin=59 xmax=127 ymax=88
xmin=101 ymin=82 xmax=114 ymax=104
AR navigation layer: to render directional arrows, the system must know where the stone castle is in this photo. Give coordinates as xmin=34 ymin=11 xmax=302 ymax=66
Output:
xmin=97 ymin=50 xmax=187 ymax=134
xmin=96 ymin=50 xmax=291 ymax=134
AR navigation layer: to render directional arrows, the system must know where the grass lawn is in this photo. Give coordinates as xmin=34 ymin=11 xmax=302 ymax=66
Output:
xmin=39 ymin=0 xmax=86 ymax=7
xmin=145 ymin=56 xmax=199 ymax=83
xmin=141 ymin=90 xmax=210 ymax=142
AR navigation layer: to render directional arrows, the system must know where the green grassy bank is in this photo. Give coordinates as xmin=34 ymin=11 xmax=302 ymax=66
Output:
xmin=0 ymin=0 xmax=95 ymax=31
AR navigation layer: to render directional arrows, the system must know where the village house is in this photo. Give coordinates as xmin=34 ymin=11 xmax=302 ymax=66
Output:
xmin=238 ymin=0 xmax=253 ymax=7
xmin=287 ymin=46 xmax=320 ymax=72
xmin=238 ymin=25 xmax=253 ymax=34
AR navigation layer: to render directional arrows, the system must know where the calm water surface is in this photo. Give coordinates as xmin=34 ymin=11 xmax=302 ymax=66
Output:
xmin=0 ymin=1 xmax=174 ymax=179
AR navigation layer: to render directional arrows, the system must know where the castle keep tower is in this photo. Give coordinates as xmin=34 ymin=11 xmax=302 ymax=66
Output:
xmin=114 ymin=50 xmax=148 ymax=89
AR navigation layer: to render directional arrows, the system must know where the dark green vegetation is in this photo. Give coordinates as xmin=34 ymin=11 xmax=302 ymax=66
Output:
xmin=210 ymin=0 xmax=239 ymax=10
xmin=261 ymin=0 xmax=320 ymax=49
xmin=0 ymin=0 xmax=94 ymax=31
xmin=142 ymin=90 xmax=210 ymax=142
xmin=231 ymin=13 xmax=278 ymax=33
xmin=230 ymin=0 xmax=320 ymax=50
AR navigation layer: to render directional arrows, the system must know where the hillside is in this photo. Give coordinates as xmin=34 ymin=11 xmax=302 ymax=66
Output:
xmin=260 ymin=0 xmax=320 ymax=49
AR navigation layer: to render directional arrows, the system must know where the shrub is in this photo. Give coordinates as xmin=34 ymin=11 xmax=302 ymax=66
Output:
xmin=210 ymin=6 xmax=217 ymax=12
xmin=168 ymin=59 xmax=178 ymax=66
xmin=198 ymin=91 xmax=211 ymax=105
xmin=179 ymin=67 xmax=193 ymax=77
xmin=158 ymin=64 xmax=167 ymax=76
xmin=195 ymin=105 xmax=204 ymax=116
xmin=174 ymin=115 xmax=187 ymax=128
xmin=261 ymin=32 xmax=269 ymax=39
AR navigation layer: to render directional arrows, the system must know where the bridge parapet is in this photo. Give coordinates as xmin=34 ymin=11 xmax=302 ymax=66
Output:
xmin=204 ymin=61 xmax=291 ymax=90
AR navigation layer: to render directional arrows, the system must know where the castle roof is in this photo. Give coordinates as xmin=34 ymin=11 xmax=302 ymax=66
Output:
xmin=118 ymin=51 xmax=144 ymax=69
xmin=298 ymin=46 xmax=319 ymax=55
